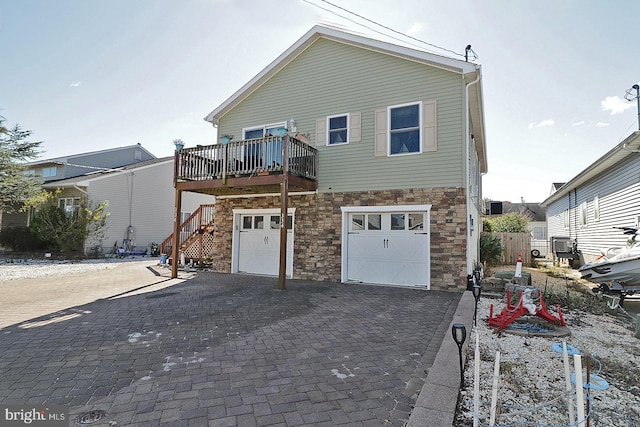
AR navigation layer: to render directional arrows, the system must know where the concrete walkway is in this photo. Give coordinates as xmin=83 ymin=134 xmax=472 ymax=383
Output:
xmin=0 ymin=261 xmax=473 ymax=426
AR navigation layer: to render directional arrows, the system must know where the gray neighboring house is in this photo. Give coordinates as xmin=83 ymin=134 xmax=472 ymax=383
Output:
xmin=40 ymin=157 xmax=215 ymax=255
xmin=541 ymin=131 xmax=640 ymax=264
xmin=0 ymin=144 xmax=156 ymax=231
xmin=177 ymin=25 xmax=488 ymax=292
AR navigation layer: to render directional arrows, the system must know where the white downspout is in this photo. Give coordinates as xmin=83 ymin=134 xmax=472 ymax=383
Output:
xmin=465 ymin=72 xmax=481 ymax=279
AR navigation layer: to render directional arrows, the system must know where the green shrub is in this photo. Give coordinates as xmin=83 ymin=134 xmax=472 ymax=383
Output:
xmin=480 ymin=233 xmax=503 ymax=266
xmin=484 ymin=212 xmax=530 ymax=232
xmin=0 ymin=226 xmax=46 ymax=251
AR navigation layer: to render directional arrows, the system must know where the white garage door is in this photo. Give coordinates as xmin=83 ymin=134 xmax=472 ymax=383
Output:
xmin=238 ymin=213 xmax=293 ymax=277
xmin=346 ymin=211 xmax=429 ymax=286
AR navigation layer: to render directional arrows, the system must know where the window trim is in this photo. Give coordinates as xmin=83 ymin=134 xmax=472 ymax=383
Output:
xmin=579 ymin=201 xmax=587 ymax=226
xmin=242 ymin=122 xmax=288 ymax=140
xmin=563 ymin=210 xmax=570 ymax=229
xmin=58 ymin=197 xmax=81 ymax=215
xmin=387 ymin=101 xmax=422 ymax=156
xmin=326 ymin=113 xmax=349 ymax=146
xmin=593 ymin=196 xmax=600 ymax=222
xmin=42 ymin=166 xmax=57 ymax=177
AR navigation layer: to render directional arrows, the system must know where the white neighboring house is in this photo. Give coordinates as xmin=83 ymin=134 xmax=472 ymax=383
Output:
xmin=541 ymin=131 xmax=640 ymax=264
xmin=41 ymin=157 xmax=215 ymax=255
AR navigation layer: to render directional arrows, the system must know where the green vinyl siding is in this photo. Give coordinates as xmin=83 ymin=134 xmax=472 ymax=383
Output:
xmin=218 ymin=37 xmax=467 ymax=193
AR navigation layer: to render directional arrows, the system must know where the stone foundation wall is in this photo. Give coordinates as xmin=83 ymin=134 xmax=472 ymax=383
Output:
xmin=210 ymin=188 xmax=469 ymax=292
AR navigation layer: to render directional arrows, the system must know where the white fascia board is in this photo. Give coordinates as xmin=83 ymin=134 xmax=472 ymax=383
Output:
xmin=40 ymin=159 xmax=174 ymax=189
xmin=204 ymin=25 xmax=478 ymax=123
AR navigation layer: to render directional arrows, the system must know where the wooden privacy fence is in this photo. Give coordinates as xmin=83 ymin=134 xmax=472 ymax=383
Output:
xmin=492 ymin=232 xmax=531 ymax=266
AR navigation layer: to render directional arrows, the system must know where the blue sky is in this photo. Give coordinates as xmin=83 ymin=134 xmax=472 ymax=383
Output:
xmin=1 ymin=0 xmax=639 ymax=203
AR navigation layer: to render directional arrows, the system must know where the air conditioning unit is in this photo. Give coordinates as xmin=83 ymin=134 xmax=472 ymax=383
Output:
xmin=551 ymin=237 xmax=571 ymax=253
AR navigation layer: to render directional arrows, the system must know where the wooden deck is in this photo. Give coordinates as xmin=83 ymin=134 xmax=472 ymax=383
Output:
xmin=173 ymin=135 xmax=318 ymax=195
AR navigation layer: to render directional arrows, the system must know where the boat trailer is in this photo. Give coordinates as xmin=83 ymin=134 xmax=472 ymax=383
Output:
xmin=592 ymin=281 xmax=640 ymax=309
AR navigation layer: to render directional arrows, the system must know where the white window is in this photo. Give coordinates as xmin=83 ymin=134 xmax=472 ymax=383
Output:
xmin=327 ymin=114 xmax=349 ymax=145
xmin=563 ymin=210 xmax=569 ymax=229
xmin=389 ymin=102 xmax=421 ymax=155
xmin=242 ymin=122 xmax=287 ymax=140
xmin=532 ymin=226 xmax=547 ymax=240
xmin=241 ymin=214 xmax=291 ymax=230
xmin=350 ymin=213 xmax=382 ymax=231
xmin=58 ymin=197 xmax=80 ymax=214
xmin=593 ymin=196 xmax=600 ymax=221
xmin=579 ymin=201 xmax=587 ymax=226
xmin=43 ymin=167 xmax=57 ymax=177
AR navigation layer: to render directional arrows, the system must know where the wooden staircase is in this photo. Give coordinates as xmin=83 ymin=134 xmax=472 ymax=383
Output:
xmin=160 ymin=204 xmax=215 ymax=262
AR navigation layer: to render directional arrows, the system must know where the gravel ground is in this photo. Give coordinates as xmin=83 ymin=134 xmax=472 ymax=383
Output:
xmin=0 ymin=256 xmax=154 ymax=282
xmin=454 ymin=266 xmax=640 ymax=427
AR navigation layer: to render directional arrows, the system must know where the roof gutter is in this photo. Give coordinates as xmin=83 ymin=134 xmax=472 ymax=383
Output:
xmin=465 ymin=71 xmax=481 ymax=277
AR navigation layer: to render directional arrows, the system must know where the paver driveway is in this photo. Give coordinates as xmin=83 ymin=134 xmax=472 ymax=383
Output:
xmin=0 ymin=262 xmax=460 ymax=426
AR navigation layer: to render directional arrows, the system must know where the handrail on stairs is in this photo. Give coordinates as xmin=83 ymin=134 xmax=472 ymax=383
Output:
xmin=160 ymin=204 xmax=215 ymax=259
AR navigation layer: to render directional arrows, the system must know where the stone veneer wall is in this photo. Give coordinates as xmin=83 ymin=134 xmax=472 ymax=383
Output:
xmin=210 ymin=188 xmax=469 ymax=292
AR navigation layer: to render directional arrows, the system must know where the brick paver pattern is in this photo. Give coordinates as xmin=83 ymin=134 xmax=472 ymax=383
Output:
xmin=0 ymin=265 xmax=459 ymax=426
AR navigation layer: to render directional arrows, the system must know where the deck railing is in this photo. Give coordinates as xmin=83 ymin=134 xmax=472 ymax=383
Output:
xmin=160 ymin=204 xmax=215 ymax=257
xmin=175 ymin=135 xmax=318 ymax=182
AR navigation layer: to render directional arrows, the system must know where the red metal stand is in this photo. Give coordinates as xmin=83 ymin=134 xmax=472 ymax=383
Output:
xmin=488 ymin=290 xmax=566 ymax=330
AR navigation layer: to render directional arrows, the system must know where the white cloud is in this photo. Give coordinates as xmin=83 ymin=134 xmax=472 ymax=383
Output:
xmin=406 ymin=22 xmax=425 ymax=36
xmin=596 ymin=122 xmax=610 ymax=127
xmin=601 ymin=96 xmax=633 ymax=115
xmin=572 ymin=121 xmax=585 ymax=126
xmin=70 ymin=81 xmax=81 ymax=87
xmin=528 ymin=119 xmax=555 ymax=129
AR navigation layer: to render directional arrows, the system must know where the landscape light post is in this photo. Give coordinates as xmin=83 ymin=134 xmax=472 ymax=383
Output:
xmin=472 ymin=284 xmax=482 ymax=326
xmin=452 ymin=323 xmax=467 ymax=389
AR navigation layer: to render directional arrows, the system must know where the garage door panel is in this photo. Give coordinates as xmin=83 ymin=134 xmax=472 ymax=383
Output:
xmin=237 ymin=213 xmax=293 ymax=277
xmin=346 ymin=211 xmax=429 ymax=287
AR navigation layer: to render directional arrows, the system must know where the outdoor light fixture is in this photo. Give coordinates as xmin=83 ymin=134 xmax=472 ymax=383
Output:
xmin=472 ymin=283 xmax=482 ymax=326
xmin=625 ymin=84 xmax=640 ymax=130
xmin=452 ymin=323 xmax=467 ymax=389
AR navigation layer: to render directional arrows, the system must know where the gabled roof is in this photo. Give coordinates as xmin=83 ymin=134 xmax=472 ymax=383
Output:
xmin=550 ymin=182 xmax=565 ymax=193
xmin=541 ymin=131 xmax=640 ymax=206
xmin=25 ymin=144 xmax=156 ymax=166
xmin=205 ymin=25 xmax=480 ymax=124
xmin=40 ymin=157 xmax=173 ymax=189
xmin=503 ymin=202 xmax=546 ymax=222
xmin=204 ymin=24 xmax=486 ymax=172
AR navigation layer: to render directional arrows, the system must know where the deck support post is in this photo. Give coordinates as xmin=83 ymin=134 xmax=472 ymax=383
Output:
xmin=278 ymin=135 xmax=289 ymax=290
xmin=171 ymin=188 xmax=183 ymax=279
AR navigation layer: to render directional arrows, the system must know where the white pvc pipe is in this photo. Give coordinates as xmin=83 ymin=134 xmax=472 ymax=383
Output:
xmin=473 ymin=332 xmax=480 ymax=427
xmin=562 ymin=342 xmax=575 ymax=425
xmin=574 ymin=354 xmax=585 ymax=427
xmin=489 ymin=351 xmax=500 ymax=426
